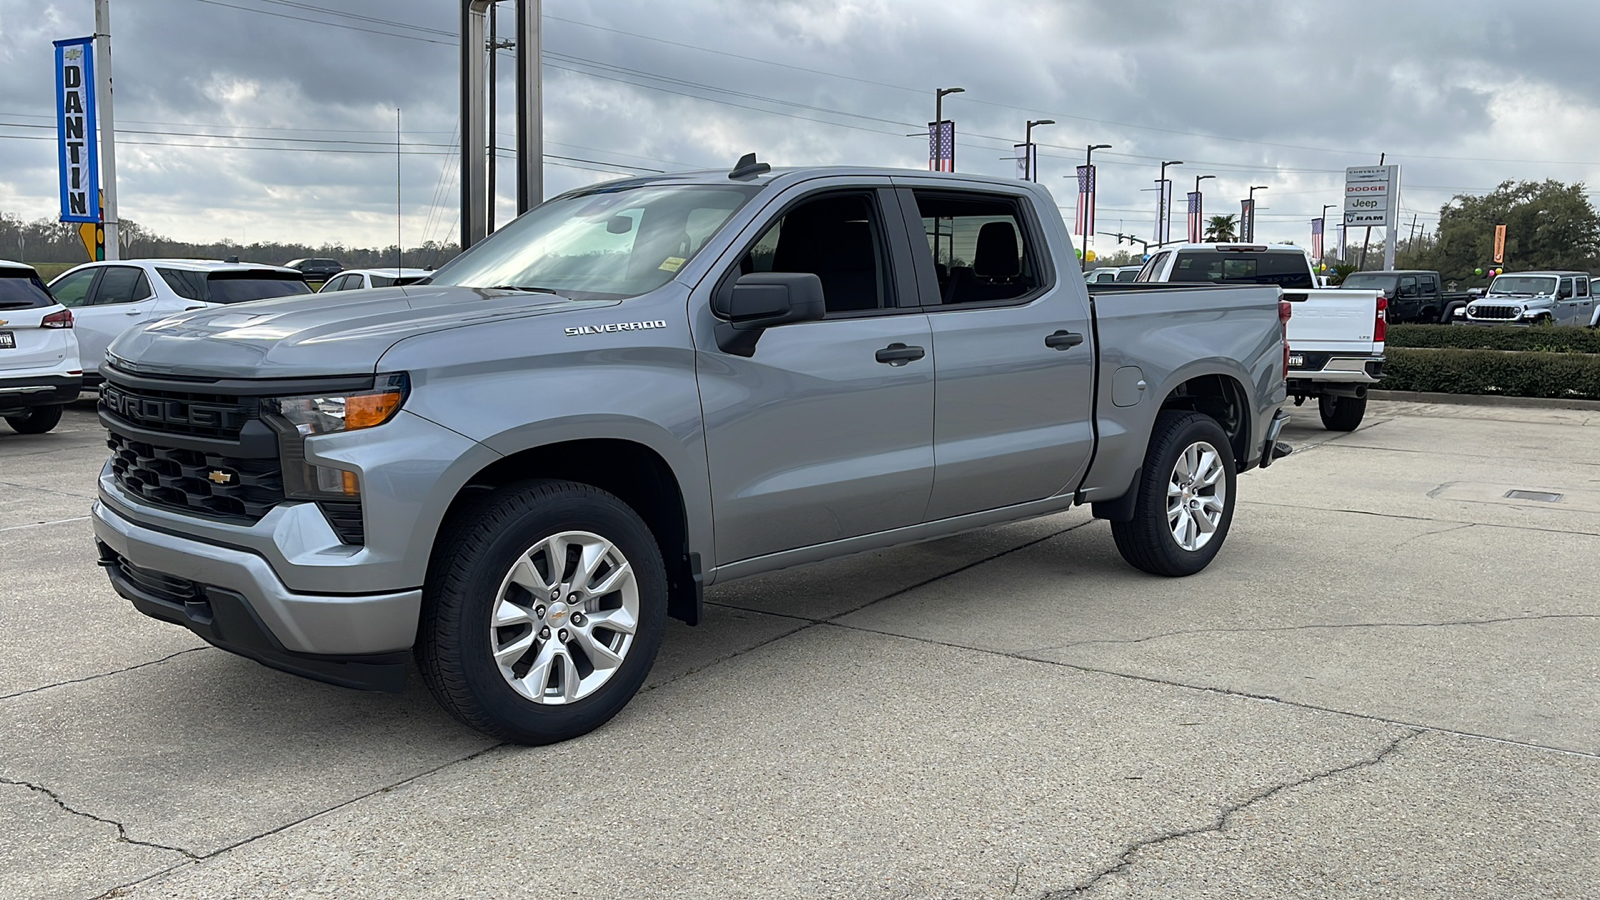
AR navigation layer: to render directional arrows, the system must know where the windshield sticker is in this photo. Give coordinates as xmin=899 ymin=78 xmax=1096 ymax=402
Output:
xmin=658 ymin=257 xmax=686 ymax=273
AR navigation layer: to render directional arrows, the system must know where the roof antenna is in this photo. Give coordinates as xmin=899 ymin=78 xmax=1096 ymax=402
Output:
xmin=729 ymin=152 xmax=771 ymax=180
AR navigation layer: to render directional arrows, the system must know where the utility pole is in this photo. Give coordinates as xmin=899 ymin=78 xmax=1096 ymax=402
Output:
xmin=515 ymin=0 xmax=542 ymax=213
xmin=1082 ymin=143 xmax=1110 ymax=259
xmin=1193 ymin=174 xmax=1215 ymax=242
xmin=1247 ymin=185 xmax=1268 ymax=242
xmin=487 ymin=1 xmax=497 ymax=233
xmin=94 ymin=0 xmax=120 ymax=260
xmin=396 ymin=107 xmax=402 ymax=271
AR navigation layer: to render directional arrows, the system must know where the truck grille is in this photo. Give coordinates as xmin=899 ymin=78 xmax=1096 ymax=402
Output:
xmin=1470 ymin=305 xmax=1519 ymax=320
xmin=107 ymin=432 xmax=285 ymax=520
xmin=99 ymin=382 xmax=258 ymax=439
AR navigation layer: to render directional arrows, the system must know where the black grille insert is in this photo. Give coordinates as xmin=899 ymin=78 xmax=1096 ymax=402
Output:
xmin=108 ymin=432 xmax=285 ymax=520
xmin=1471 ymin=305 xmax=1520 ymax=320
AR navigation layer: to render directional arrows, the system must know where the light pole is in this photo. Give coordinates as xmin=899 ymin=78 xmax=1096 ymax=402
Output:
xmin=1157 ymin=160 xmax=1182 ymax=246
xmin=1023 ymin=119 xmax=1054 ymax=182
xmin=1321 ymin=203 xmax=1336 ymax=263
xmin=1080 ymin=144 xmax=1111 ymax=258
xmin=1192 ymin=174 xmax=1215 ymax=242
xmin=1247 ymin=185 xmax=1268 ymax=241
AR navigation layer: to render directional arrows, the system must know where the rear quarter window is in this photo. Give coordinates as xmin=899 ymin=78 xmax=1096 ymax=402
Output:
xmin=0 ymin=271 xmax=57 ymax=310
xmin=205 ymin=274 xmax=313 ymax=304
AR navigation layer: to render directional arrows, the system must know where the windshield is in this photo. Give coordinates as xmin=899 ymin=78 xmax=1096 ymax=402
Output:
xmin=429 ymin=183 xmax=760 ymax=300
xmin=1488 ymin=275 xmax=1557 ymax=297
xmin=1339 ymin=273 xmax=1397 ymax=291
xmin=1168 ymin=250 xmax=1314 ymax=289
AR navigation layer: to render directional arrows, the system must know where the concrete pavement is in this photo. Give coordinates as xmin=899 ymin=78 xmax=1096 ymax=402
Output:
xmin=0 ymin=398 xmax=1594 ymax=899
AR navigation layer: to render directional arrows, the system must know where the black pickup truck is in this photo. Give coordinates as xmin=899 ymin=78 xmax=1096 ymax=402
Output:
xmin=1338 ymin=270 xmax=1470 ymax=324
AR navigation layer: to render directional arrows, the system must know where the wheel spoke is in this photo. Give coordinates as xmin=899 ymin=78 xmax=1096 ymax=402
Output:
xmin=586 ymin=561 xmax=633 ymax=598
xmin=560 ymin=651 xmax=583 ymax=702
xmin=575 ymin=538 xmax=615 ymax=590
xmin=493 ymin=631 xmax=536 ymax=669
xmin=493 ymin=602 xmax=536 ymax=628
xmin=519 ymin=642 xmax=558 ymax=697
xmin=587 ymin=606 xmax=638 ymax=636
xmin=508 ymin=557 xmax=550 ymax=595
xmin=539 ymin=533 xmax=570 ymax=585
xmin=1197 ymin=451 xmax=1222 ymax=486
xmin=1193 ymin=508 xmax=1217 ymax=535
xmin=574 ymin=628 xmax=625 ymax=670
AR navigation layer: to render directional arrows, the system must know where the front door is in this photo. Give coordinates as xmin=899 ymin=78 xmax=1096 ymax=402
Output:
xmin=897 ymin=183 xmax=1096 ymax=520
xmin=71 ymin=266 xmax=157 ymax=377
xmin=695 ymin=184 xmax=935 ymax=564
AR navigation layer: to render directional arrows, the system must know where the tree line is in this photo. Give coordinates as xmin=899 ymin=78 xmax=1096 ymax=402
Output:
xmin=0 ymin=211 xmax=462 ymax=270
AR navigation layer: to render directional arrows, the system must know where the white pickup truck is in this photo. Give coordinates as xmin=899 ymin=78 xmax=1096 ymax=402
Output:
xmin=1136 ymin=243 xmax=1385 ymax=431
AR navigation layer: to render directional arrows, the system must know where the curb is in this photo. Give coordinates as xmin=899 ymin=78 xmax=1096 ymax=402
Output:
xmin=1369 ymin=390 xmax=1600 ymax=411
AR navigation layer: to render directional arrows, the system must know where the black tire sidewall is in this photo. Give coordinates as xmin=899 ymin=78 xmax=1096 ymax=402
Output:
xmin=5 ymin=404 xmax=63 ymax=434
xmin=427 ymin=483 xmax=667 ymax=744
xmin=1148 ymin=413 xmax=1237 ymax=573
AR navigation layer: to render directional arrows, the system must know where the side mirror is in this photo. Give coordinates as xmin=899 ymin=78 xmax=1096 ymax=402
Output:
xmin=714 ymin=272 xmax=826 ymax=356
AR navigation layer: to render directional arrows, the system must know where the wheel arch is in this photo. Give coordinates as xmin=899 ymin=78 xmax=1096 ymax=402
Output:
xmin=1157 ymin=371 xmax=1253 ymax=468
xmin=439 ymin=437 xmax=702 ymax=625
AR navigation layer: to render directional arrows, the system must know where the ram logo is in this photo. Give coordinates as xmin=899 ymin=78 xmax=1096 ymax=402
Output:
xmin=564 ymin=320 xmax=668 ymax=337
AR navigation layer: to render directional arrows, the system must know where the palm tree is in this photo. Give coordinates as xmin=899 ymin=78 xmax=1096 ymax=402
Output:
xmin=1204 ymin=214 xmax=1237 ymax=242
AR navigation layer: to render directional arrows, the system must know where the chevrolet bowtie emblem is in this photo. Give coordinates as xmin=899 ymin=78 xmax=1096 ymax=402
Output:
xmin=0 ymin=319 xmax=8 ymax=327
xmin=207 ymin=470 xmax=237 ymax=485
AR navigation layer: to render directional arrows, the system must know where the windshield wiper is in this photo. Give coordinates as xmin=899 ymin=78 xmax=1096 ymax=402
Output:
xmin=488 ymin=285 xmax=566 ymax=296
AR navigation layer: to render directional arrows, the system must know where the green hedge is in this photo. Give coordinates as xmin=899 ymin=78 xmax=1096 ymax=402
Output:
xmin=1386 ymin=323 xmax=1600 ymax=353
xmin=1383 ymin=348 xmax=1600 ymax=399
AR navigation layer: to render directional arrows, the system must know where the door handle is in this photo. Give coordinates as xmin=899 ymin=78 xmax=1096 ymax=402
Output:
xmin=1045 ymin=330 xmax=1084 ymax=350
xmin=874 ymin=343 xmax=926 ymax=366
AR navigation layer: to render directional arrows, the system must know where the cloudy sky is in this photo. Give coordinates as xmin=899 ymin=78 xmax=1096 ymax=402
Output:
xmin=2 ymin=0 xmax=1598 ymax=255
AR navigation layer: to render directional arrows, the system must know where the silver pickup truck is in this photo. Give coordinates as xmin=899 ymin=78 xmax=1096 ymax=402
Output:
xmin=92 ymin=163 xmax=1290 ymax=744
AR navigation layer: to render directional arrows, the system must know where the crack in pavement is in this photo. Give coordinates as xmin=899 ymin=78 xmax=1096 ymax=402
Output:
xmin=1040 ymin=730 xmax=1423 ymax=898
xmin=1029 ymin=611 xmax=1599 ymax=653
xmin=0 ymin=648 xmax=206 ymax=703
xmin=1239 ymin=499 xmax=1600 ymax=538
xmin=0 ymin=514 xmax=93 ymax=533
xmin=0 ymin=776 xmax=198 ymax=861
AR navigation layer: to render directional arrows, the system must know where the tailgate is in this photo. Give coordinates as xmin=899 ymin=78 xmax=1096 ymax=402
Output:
xmin=1285 ymin=288 xmax=1381 ymax=356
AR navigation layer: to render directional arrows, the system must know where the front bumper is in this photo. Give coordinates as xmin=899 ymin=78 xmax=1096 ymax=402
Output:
xmin=0 ymin=373 xmax=82 ymax=413
xmin=93 ymin=497 xmax=420 ymax=689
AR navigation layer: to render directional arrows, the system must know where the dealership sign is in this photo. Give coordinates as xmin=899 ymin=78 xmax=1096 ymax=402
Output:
xmin=53 ymin=36 xmax=100 ymax=223
xmin=1343 ymin=165 xmax=1398 ymax=227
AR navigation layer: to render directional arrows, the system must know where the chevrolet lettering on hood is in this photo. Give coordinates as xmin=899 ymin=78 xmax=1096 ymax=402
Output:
xmin=564 ymin=320 xmax=668 ymax=337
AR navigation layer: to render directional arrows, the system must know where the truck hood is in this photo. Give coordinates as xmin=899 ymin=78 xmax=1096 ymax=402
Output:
xmin=1472 ymin=295 xmax=1552 ymax=310
xmin=106 ymin=285 xmax=618 ymax=379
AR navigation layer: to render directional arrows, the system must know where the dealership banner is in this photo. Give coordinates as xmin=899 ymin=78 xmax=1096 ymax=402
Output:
xmin=1154 ymin=179 xmax=1172 ymax=245
xmin=54 ymin=36 xmax=100 ymax=223
xmin=1311 ymin=217 xmax=1324 ymax=259
xmin=1187 ymin=191 xmax=1203 ymax=243
xmin=928 ymin=120 xmax=955 ymax=172
xmin=1240 ymin=199 xmax=1254 ymax=242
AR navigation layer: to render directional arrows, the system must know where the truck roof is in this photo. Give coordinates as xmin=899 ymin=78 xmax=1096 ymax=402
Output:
xmin=1158 ymin=243 xmax=1311 ymax=254
xmin=566 ymin=165 xmax=1051 ymax=194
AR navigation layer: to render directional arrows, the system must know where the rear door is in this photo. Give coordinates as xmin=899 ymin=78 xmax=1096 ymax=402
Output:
xmin=1557 ymin=276 xmax=1584 ymax=325
xmin=70 ymin=266 xmax=157 ymax=376
xmin=897 ymin=183 xmax=1095 ymax=520
xmin=0 ymin=269 xmax=72 ymax=376
xmin=1575 ymin=276 xmax=1594 ymax=326
xmin=694 ymin=180 xmax=936 ymax=564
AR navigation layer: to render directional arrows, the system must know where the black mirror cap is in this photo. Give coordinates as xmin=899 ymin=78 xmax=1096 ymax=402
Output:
xmin=714 ymin=272 xmax=826 ymax=356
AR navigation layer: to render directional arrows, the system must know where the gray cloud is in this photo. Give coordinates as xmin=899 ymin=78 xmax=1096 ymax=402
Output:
xmin=1 ymin=0 xmax=1597 ymax=252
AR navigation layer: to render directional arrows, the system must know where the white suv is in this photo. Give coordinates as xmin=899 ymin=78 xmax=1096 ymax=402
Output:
xmin=0 ymin=260 xmax=82 ymax=434
xmin=318 ymin=267 xmax=433 ymax=292
xmin=47 ymin=259 xmax=311 ymax=385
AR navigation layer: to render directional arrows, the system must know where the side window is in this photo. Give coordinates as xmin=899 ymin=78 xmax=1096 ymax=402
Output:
xmin=1560 ymin=277 xmax=1575 ymax=299
xmin=736 ymin=192 xmax=891 ymax=314
xmin=1421 ymin=274 xmax=1438 ymax=294
xmin=91 ymin=266 xmax=149 ymax=305
xmin=1135 ymin=252 xmax=1170 ymax=282
xmin=157 ymin=268 xmax=205 ymax=301
xmin=1578 ymin=277 xmax=1590 ymax=298
xmin=913 ymin=192 xmax=1042 ymax=304
xmin=1397 ymin=275 xmax=1418 ymax=297
xmin=47 ymin=269 xmax=96 ymax=308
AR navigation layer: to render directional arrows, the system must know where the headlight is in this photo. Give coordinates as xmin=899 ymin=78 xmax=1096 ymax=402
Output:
xmin=268 ymin=372 xmax=409 ymax=436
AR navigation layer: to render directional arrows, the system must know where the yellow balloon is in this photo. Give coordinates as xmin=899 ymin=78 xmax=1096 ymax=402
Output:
xmin=1085 ymin=250 xmax=1097 ymax=262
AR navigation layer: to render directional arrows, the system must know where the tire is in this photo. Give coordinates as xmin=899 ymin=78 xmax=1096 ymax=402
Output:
xmin=5 ymin=405 xmax=64 ymax=434
xmin=1317 ymin=395 xmax=1366 ymax=432
xmin=416 ymin=479 xmax=668 ymax=745
xmin=1111 ymin=410 xmax=1237 ymax=577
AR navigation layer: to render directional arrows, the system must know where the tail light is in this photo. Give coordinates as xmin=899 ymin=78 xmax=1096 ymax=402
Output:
xmin=1374 ymin=296 xmax=1388 ymax=343
xmin=41 ymin=309 xmax=73 ymax=329
xmin=1279 ymin=299 xmax=1292 ymax=379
